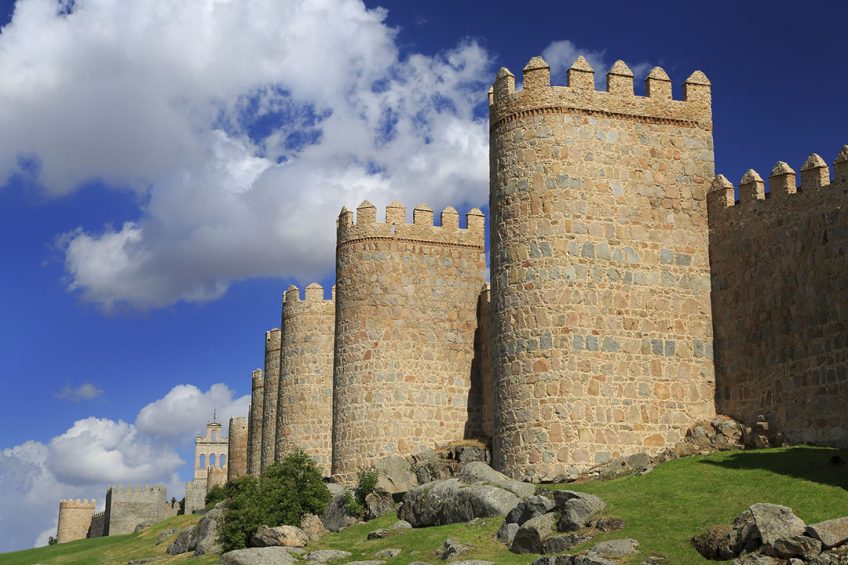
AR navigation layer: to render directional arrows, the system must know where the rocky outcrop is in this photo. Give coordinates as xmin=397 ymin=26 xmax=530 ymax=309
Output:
xmin=321 ymin=490 xmax=359 ymax=532
xmin=530 ymin=539 xmax=639 ymax=565
xmin=693 ymin=503 xmax=848 ymax=564
xmin=251 ymin=524 xmax=308 ymax=548
xmin=511 ymin=513 xmax=557 ymax=554
xmin=166 ymin=507 xmax=222 ymax=556
xmin=364 ymin=489 xmax=395 ymax=520
xmin=554 ymin=491 xmax=606 ymax=532
xmin=305 ymin=549 xmax=352 ymax=562
xmin=300 ymin=513 xmax=326 ymax=542
xmin=374 ymin=455 xmax=417 ymax=494
xmin=398 ymin=478 xmax=522 ymax=527
xmin=220 ymin=547 xmax=298 ymax=565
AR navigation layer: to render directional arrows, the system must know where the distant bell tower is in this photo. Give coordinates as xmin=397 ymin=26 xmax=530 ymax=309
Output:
xmin=194 ymin=418 xmax=228 ymax=480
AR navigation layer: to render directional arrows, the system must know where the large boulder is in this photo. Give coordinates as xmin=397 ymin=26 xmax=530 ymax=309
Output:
xmin=456 ymin=462 xmax=535 ymax=498
xmin=692 ymin=524 xmax=738 ymax=560
xmin=365 ymin=489 xmax=395 ymax=520
xmin=300 ymin=513 xmax=326 ymax=542
xmin=541 ymin=533 xmax=592 ymax=555
xmin=374 ymin=455 xmax=417 ymax=493
xmin=807 ymin=517 xmax=848 ymax=549
xmin=193 ymin=507 xmax=223 ymax=555
xmin=733 ymin=503 xmax=806 ymax=551
xmin=251 ymin=525 xmax=308 ymax=548
xmin=553 ymin=491 xmax=606 ymax=532
xmin=511 ymin=512 xmax=557 ymax=554
xmin=505 ymin=495 xmax=556 ymax=526
xmin=398 ymin=478 xmax=521 ymax=527
xmin=220 ymin=547 xmax=298 ymax=565
xmin=589 ymin=539 xmax=639 ymax=560
xmin=167 ymin=526 xmax=197 ymax=555
xmin=771 ymin=535 xmax=822 ymax=559
xmin=321 ymin=492 xmax=359 ymax=532
xmin=305 ymin=549 xmax=352 ymax=562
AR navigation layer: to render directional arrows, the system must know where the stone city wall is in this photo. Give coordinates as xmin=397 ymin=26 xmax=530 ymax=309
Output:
xmin=275 ymin=283 xmax=336 ymax=476
xmin=708 ymin=147 xmax=848 ymax=447
xmin=104 ymin=485 xmax=174 ymax=536
xmin=260 ymin=328 xmax=282 ymax=472
xmin=56 ymin=498 xmax=95 ymax=544
xmin=331 ymin=201 xmax=487 ymax=482
xmin=87 ymin=510 xmax=106 ymax=538
xmin=247 ymin=368 xmax=264 ymax=475
xmin=489 ymin=56 xmax=717 ymax=481
xmin=228 ymin=416 xmax=248 ymax=481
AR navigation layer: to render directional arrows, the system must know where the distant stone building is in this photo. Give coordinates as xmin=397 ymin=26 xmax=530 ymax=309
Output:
xmin=184 ymin=419 xmax=229 ymax=514
xmin=56 ymin=499 xmax=95 ymax=544
xmin=103 ymin=485 xmax=179 ymax=536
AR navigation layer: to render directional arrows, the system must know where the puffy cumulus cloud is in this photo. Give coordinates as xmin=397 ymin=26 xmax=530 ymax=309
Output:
xmin=0 ymin=0 xmax=492 ymax=310
xmin=0 ymin=383 xmax=247 ymax=551
xmin=54 ymin=382 xmax=103 ymax=402
xmin=135 ymin=383 xmax=250 ymax=438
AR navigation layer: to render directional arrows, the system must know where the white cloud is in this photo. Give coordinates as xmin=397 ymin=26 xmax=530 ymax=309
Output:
xmin=0 ymin=383 xmax=248 ymax=552
xmin=0 ymin=0 xmax=492 ymax=310
xmin=55 ymin=382 xmax=103 ymax=402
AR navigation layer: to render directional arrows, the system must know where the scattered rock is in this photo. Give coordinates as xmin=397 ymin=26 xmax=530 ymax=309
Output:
xmin=398 ymin=478 xmax=521 ymax=527
xmin=440 ymin=538 xmax=471 ymax=560
xmin=691 ymin=524 xmax=737 ymax=560
xmin=219 ymin=547 xmax=298 ymax=565
xmin=807 ymin=517 xmax=848 ymax=549
xmin=590 ymin=538 xmax=640 ymax=559
xmin=154 ymin=527 xmax=177 ymax=545
xmin=374 ymin=455 xmax=418 ymax=493
xmin=390 ymin=519 xmax=411 ymax=529
xmin=374 ymin=548 xmax=402 ymax=558
xmin=511 ymin=512 xmax=557 ymax=554
xmin=541 ymin=533 xmax=592 ymax=554
xmin=496 ymin=522 xmax=519 ymax=545
xmin=447 ymin=444 xmax=490 ymax=465
xmin=731 ymin=554 xmax=782 ymax=565
xmin=553 ymin=491 xmax=606 ymax=532
xmin=300 ymin=513 xmax=326 ymax=542
xmin=166 ymin=526 xmax=197 ymax=555
xmin=133 ymin=523 xmax=151 ymax=534
xmin=193 ymin=506 xmax=223 ymax=555
xmin=733 ymin=503 xmax=806 ymax=550
xmin=505 ymin=495 xmax=556 ymax=526
xmin=251 ymin=525 xmax=308 ymax=548
xmin=367 ymin=520 xmax=411 ymax=540
xmin=590 ymin=517 xmax=625 ymax=532
xmin=322 ymin=493 xmax=359 ymax=532
xmin=305 ymin=549 xmax=352 ymax=562
xmin=365 ymin=488 xmax=395 ymax=520
xmin=456 ymin=462 xmax=535 ymax=498
xmin=771 ymin=535 xmax=822 ymax=559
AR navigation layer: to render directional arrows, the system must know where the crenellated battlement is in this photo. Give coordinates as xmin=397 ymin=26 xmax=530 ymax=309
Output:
xmin=265 ymin=327 xmax=281 ymax=347
xmin=489 ymin=55 xmax=712 ymax=132
xmin=708 ymin=146 xmax=848 ymax=217
xmin=108 ymin=484 xmax=166 ymax=495
xmin=283 ymin=282 xmax=335 ymax=305
xmin=336 ymin=201 xmax=485 ymax=248
xmin=59 ymin=498 xmax=96 ymax=508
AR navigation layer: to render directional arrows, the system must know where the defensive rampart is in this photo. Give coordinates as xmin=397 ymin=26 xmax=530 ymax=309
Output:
xmin=104 ymin=484 xmax=176 ymax=536
xmin=489 ymin=56 xmax=716 ymax=481
xmin=275 ymin=283 xmax=336 ymax=476
xmin=247 ymin=368 xmax=263 ymax=475
xmin=331 ymin=201 xmax=487 ymax=481
xmin=708 ymin=148 xmax=848 ymax=446
xmin=228 ymin=416 xmax=248 ymax=481
xmin=56 ymin=498 xmax=95 ymax=544
xmin=261 ymin=328 xmax=282 ymax=472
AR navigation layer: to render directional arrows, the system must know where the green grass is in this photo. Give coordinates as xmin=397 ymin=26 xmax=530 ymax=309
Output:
xmin=0 ymin=514 xmax=216 ymax=565
xmin=3 ymin=446 xmax=846 ymax=565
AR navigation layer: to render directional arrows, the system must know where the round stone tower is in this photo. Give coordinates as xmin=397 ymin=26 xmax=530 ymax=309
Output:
xmin=489 ymin=56 xmax=716 ymax=481
xmin=246 ymin=368 xmax=263 ymax=476
xmin=275 ymin=282 xmax=336 ymax=476
xmin=56 ymin=499 xmax=95 ymax=544
xmin=332 ymin=201 xmax=486 ymax=482
xmin=227 ymin=416 xmax=248 ymax=482
xmin=260 ymin=328 xmax=281 ymax=472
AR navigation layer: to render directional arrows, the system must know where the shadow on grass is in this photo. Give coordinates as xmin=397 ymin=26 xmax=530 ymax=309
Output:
xmin=700 ymin=446 xmax=848 ymax=490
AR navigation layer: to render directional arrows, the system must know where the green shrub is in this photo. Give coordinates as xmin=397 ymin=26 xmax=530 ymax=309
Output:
xmin=47 ymin=536 xmax=57 ymax=546
xmin=354 ymin=466 xmax=379 ymax=504
xmin=341 ymin=490 xmax=365 ymax=519
xmin=205 ymin=484 xmax=227 ymax=508
xmin=218 ymin=451 xmax=331 ymax=551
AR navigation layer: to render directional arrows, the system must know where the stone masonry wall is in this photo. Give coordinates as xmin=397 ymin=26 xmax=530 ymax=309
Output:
xmin=261 ymin=329 xmax=282 ymax=472
xmin=183 ymin=479 xmax=206 ymax=515
xmin=228 ymin=416 xmax=248 ymax=481
xmin=489 ymin=56 xmax=716 ymax=481
xmin=247 ymin=368 xmax=263 ymax=476
xmin=708 ymin=148 xmax=848 ymax=447
xmin=466 ymin=283 xmax=494 ymax=441
xmin=87 ymin=511 xmax=106 ymax=538
xmin=105 ymin=485 xmax=172 ymax=536
xmin=56 ymin=499 xmax=95 ymax=543
xmin=332 ymin=201 xmax=487 ymax=482
xmin=275 ymin=283 xmax=335 ymax=476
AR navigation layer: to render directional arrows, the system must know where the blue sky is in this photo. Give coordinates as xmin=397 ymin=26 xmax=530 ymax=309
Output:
xmin=0 ymin=0 xmax=844 ymax=551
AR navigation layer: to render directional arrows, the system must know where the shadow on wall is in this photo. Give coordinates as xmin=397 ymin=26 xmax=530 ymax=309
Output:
xmin=699 ymin=446 xmax=848 ymax=491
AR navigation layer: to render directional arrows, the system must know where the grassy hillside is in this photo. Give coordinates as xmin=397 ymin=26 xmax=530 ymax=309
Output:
xmin=3 ymin=446 xmax=846 ymax=564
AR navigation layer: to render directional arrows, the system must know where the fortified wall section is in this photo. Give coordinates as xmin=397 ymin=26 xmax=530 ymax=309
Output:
xmin=87 ymin=511 xmax=106 ymax=538
xmin=275 ymin=283 xmax=336 ymax=476
xmin=104 ymin=485 xmax=176 ymax=536
xmin=228 ymin=416 xmax=248 ymax=481
xmin=184 ymin=480 xmax=206 ymax=515
xmin=332 ymin=201 xmax=487 ymax=481
xmin=247 ymin=368 xmax=263 ymax=475
xmin=56 ymin=499 xmax=95 ymax=544
xmin=708 ymin=148 xmax=848 ymax=447
xmin=466 ymin=283 xmax=494 ymax=441
xmin=260 ymin=328 xmax=282 ymax=472
xmin=489 ymin=56 xmax=717 ymax=481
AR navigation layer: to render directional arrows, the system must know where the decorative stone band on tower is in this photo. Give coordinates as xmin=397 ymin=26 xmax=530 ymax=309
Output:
xmin=489 ymin=56 xmax=717 ymax=481
xmin=275 ymin=283 xmax=336 ymax=476
xmin=227 ymin=416 xmax=248 ymax=482
xmin=708 ymin=147 xmax=848 ymax=447
xmin=260 ymin=328 xmax=281 ymax=472
xmin=56 ymin=499 xmax=96 ymax=544
xmin=331 ymin=201 xmax=487 ymax=482
xmin=247 ymin=368 xmax=263 ymax=475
